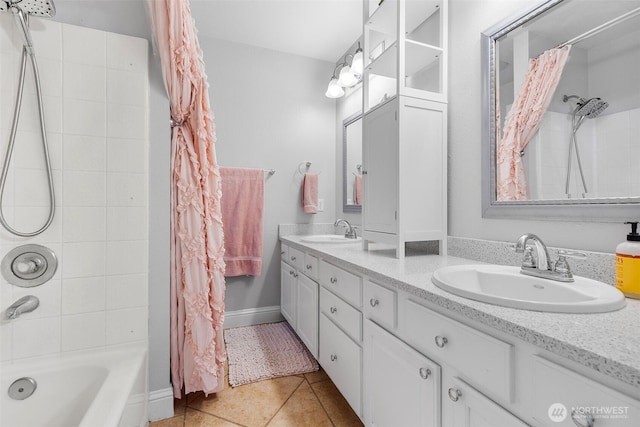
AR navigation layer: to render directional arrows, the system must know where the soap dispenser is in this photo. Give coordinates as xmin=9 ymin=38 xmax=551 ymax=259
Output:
xmin=616 ymin=221 xmax=640 ymax=299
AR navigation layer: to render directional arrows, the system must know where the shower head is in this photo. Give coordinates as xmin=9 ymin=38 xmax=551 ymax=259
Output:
xmin=562 ymin=94 xmax=609 ymax=119
xmin=3 ymin=0 xmax=56 ymax=17
xmin=575 ymin=97 xmax=609 ymax=118
xmin=2 ymin=0 xmax=56 ymax=55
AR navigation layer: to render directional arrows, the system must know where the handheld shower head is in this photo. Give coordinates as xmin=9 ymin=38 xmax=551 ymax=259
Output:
xmin=3 ymin=0 xmax=56 ymax=55
xmin=562 ymin=94 xmax=609 ymax=119
xmin=575 ymin=98 xmax=609 ymax=118
xmin=4 ymin=0 xmax=56 ymax=17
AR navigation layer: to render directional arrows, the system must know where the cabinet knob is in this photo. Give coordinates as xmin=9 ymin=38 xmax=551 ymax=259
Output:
xmin=435 ymin=335 xmax=448 ymax=348
xmin=448 ymin=388 xmax=462 ymax=402
xmin=281 ymin=251 xmax=285 ymax=255
xmin=369 ymin=298 xmax=379 ymax=307
xmin=290 ymin=256 xmax=296 ymax=261
xmin=289 ymin=270 xmax=294 ymax=276
xmin=571 ymin=409 xmax=595 ymax=427
xmin=419 ymin=367 xmax=431 ymax=380
xmin=293 ymin=272 xmax=299 ymax=278
xmin=306 ymin=264 xmax=312 ymax=270
xmin=330 ymin=307 xmax=337 ymax=314
xmin=330 ymin=277 xmax=337 ymax=284
xmin=330 ymin=354 xmax=338 ymax=362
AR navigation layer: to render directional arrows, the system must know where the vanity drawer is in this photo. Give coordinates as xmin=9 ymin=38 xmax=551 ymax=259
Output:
xmin=320 ymin=313 xmax=362 ymax=417
xmin=363 ymin=279 xmax=396 ymax=331
xmin=400 ymin=299 xmax=513 ymax=402
xmin=319 ymin=260 xmax=362 ymax=308
xmin=287 ymin=247 xmax=305 ymax=271
xmin=303 ymin=253 xmax=319 ymax=281
xmin=531 ymin=356 xmax=640 ymax=426
xmin=281 ymin=244 xmax=289 ymax=262
xmin=320 ymin=286 xmax=362 ymax=343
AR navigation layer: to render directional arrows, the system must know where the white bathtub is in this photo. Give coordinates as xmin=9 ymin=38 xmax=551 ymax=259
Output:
xmin=1 ymin=346 xmax=147 ymax=427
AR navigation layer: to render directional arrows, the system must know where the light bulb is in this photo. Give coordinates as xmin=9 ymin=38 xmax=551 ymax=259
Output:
xmin=338 ymin=65 xmax=357 ymax=87
xmin=351 ymin=49 xmax=364 ymax=76
xmin=325 ymin=77 xmax=344 ymax=98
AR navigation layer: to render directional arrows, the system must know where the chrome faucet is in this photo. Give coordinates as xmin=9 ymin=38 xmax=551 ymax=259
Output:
xmin=5 ymin=295 xmax=39 ymax=319
xmin=334 ymin=219 xmax=357 ymax=239
xmin=514 ymin=234 xmax=586 ymax=282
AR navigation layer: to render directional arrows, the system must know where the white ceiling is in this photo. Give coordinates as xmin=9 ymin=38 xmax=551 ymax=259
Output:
xmin=189 ymin=0 xmax=363 ymax=63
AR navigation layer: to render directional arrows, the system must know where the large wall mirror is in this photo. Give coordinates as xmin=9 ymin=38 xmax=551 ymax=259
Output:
xmin=482 ymin=0 xmax=640 ymax=221
xmin=343 ymin=112 xmax=363 ymax=213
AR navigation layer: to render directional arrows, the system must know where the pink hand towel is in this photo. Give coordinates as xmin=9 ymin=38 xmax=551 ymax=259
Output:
xmin=302 ymin=173 xmax=318 ymax=214
xmin=354 ymin=175 xmax=363 ymax=205
xmin=220 ymin=167 xmax=264 ymax=276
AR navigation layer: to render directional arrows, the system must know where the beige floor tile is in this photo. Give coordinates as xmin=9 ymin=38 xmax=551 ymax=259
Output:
xmin=303 ymin=368 xmax=329 ymax=384
xmin=188 ymin=376 xmax=304 ymax=427
xmin=185 ymin=409 xmax=242 ymax=427
xmin=266 ymin=381 xmax=332 ymax=427
xmin=175 ymin=396 xmax=188 ymax=417
xmin=312 ymin=380 xmax=363 ymax=427
xmin=149 ymin=415 xmax=184 ymax=427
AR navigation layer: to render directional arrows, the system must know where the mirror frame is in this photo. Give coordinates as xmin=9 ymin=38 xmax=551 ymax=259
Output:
xmin=481 ymin=0 xmax=640 ymax=222
xmin=342 ymin=111 xmax=363 ymax=213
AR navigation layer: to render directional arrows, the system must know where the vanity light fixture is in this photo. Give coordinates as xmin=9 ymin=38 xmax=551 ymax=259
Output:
xmin=325 ymin=43 xmax=363 ymax=98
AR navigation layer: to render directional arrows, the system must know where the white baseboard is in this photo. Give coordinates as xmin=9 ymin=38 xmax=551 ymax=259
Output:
xmin=148 ymin=387 xmax=175 ymax=422
xmin=224 ymin=305 xmax=284 ymax=329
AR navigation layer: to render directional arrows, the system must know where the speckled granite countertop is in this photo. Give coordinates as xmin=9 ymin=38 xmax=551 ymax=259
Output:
xmin=281 ymin=235 xmax=640 ymax=393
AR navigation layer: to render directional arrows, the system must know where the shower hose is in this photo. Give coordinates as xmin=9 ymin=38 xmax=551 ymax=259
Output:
xmin=0 ymin=42 xmax=55 ymax=237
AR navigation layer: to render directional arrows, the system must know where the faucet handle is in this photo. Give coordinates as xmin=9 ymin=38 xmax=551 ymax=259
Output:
xmin=557 ymin=249 xmax=587 ymax=260
xmin=521 ymin=246 xmax=536 ymax=268
xmin=553 ymin=250 xmax=586 ymax=278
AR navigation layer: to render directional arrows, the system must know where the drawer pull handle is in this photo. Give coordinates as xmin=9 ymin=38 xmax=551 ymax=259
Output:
xmin=289 ymin=270 xmax=295 ymax=276
xmin=419 ymin=368 xmax=431 ymax=380
xmin=290 ymin=256 xmax=296 ymax=261
xmin=281 ymin=251 xmax=285 ymax=255
xmin=330 ymin=354 xmax=338 ymax=362
xmin=571 ymin=409 xmax=595 ymax=427
xmin=330 ymin=277 xmax=337 ymax=284
xmin=330 ymin=307 xmax=337 ymax=314
xmin=448 ymin=388 xmax=461 ymax=402
xmin=306 ymin=264 xmax=312 ymax=270
xmin=369 ymin=298 xmax=379 ymax=307
xmin=293 ymin=272 xmax=299 ymax=278
xmin=435 ymin=335 xmax=448 ymax=348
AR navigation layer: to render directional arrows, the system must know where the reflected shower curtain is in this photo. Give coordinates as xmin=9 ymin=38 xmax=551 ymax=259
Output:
xmin=150 ymin=0 xmax=226 ymax=396
xmin=496 ymin=45 xmax=571 ymax=201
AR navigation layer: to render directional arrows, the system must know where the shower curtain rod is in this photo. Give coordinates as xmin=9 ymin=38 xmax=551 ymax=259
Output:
xmin=555 ymin=6 xmax=640 ymax=49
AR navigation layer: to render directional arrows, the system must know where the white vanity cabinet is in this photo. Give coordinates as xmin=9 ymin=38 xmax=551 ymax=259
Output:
xmin=318 ymin=259 xmax=364 ymax=418
xmin=363 ymin=319 xmax=441 ymax=427
xmin=280 ymin=244 xmax=318 ymax=358
xmin=442 ymin=375 xmax=529 ymax=427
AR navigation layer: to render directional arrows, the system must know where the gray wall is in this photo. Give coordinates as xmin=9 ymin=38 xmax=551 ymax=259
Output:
xmin=198 ymin=36 xmax=337 ymax=312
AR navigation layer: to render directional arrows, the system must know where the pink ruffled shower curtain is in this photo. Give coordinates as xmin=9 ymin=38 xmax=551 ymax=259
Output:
xmin=151 ymin=0 xmax=226 ymax=397
xmin=496 ymin=45 xmax=571 ymax=201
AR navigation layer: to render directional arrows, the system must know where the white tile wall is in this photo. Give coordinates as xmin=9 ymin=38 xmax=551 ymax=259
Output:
xmin=527 ymin=109 xmax=640 ymax=200
xmin=0 ymin=18 xmax=149 ymax=362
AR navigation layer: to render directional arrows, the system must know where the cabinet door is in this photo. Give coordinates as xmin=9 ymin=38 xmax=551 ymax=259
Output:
xmin=363 ymin=99 xmax=398 ymax=235
xmin=296 ymin=273 xmax=318 ymax=359
xmin=320 ymin=313 xmax=362 ymax=417
xmin=444 ymin=376 xmax=529 ymax=427
xmin=364 ymin=320 xmax=441 ymax=427
xmin=280 ymin=261 xmax=296 ymax=328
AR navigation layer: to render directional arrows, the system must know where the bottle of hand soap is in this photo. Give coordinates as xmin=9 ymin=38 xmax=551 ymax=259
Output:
xmin=616 ymin=221 xmax=640 ymax=299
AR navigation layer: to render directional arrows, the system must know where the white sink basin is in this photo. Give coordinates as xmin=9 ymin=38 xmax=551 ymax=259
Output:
xmin=300 ymin=235 xmax=362 ymax=244
xmin=431 ymin=265 xmax=626 ymax=313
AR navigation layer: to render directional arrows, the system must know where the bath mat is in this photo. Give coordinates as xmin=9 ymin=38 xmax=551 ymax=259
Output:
xmin=224 ymin=321 xmax=319 ymax=387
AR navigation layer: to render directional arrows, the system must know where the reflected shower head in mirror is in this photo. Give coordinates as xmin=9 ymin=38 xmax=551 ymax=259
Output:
xmin=562 ymin=94 xmax=609 ymax=119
